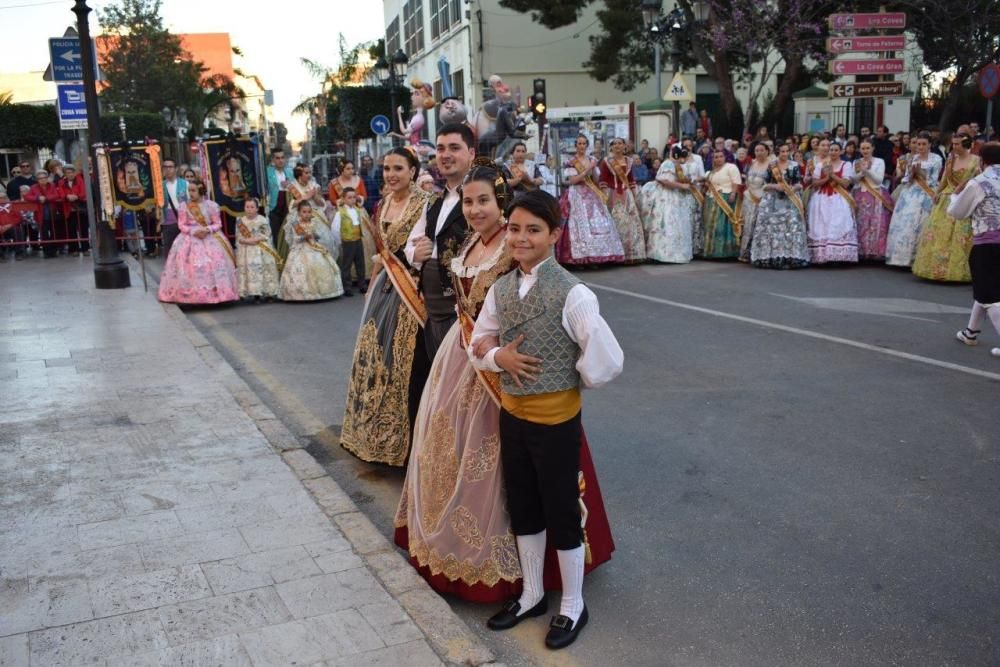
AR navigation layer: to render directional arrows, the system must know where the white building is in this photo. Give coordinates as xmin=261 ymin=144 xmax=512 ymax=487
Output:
xmin=380 ymin=0 xmax=786 ymax=142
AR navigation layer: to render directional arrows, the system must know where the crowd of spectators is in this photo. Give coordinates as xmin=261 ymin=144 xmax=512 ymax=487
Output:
xmin=1 ymin=158 xmax=91 ymax=261
xmin=624 ymin=104 xmax=995 ymax=190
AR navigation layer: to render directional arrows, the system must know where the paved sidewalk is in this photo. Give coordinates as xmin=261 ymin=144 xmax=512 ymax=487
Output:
xmin=0 ymin=258 xmax=494 ymax=666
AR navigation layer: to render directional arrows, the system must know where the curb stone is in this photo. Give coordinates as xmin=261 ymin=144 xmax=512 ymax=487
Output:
xmin=133 ymin=258 xmax=498 ymax=666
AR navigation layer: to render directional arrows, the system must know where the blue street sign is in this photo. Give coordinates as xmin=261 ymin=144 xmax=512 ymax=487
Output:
xmin=49 ymin=37 xmax=84 ymax=82
xmin=56 ymin=84 xmax=88 ymax=130
xmin=370 ymin=114 xmax=391 ymax=136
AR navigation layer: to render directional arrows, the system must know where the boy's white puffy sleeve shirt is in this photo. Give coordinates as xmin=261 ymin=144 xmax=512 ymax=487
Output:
xmin=946 ymin=179 xmax=985 ymax=220
xmin=469 ymin=263 xmax=624 ymax=388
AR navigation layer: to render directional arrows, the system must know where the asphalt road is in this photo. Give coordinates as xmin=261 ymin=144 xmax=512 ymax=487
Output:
xmin=179 ymin=260 xmax=1000 ymax=666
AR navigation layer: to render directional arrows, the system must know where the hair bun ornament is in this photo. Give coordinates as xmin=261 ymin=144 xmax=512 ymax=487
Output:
xmin=472 ymin=156 xmax=498 ymax=169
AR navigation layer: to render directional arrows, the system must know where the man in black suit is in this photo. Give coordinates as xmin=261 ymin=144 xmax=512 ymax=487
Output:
xmin=872 ymin=125 xmax=896 ymax=177
xmin=405 ymin=123 xmax=476 ymax=360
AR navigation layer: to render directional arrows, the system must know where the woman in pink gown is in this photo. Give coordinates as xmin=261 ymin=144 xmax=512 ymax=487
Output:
xmin=157 ymin=180 xmax=239 ymax=304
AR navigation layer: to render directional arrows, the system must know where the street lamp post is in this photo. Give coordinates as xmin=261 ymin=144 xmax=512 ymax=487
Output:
xmin=72 ymin=0 xmax=130 ymax=289
xmin=375 ymin=48 xmax=409 ymax=141
xmin=642 ymin=0 xmax=709 ymax=141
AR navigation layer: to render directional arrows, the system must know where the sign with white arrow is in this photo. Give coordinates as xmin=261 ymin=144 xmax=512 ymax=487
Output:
xmin=829 ymin=82 xmax=905 ymax=99
xmin=828 ymin=59 xmax=904 ymax=76
xmin=826 ymin=36 xmax=906 ymax=54
xmin=370 ymin=114 xmax=391 ymax=136
xmin=48 ymin=37 xmax=85 ymax=82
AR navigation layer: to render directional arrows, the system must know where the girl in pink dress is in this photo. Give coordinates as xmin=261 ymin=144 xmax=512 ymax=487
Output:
xmin=158 ymin=180 xmax=239 ymax=304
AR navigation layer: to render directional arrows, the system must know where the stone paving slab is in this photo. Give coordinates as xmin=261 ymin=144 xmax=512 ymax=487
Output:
xmin=0 ymin=258 xmax=493 ymax=665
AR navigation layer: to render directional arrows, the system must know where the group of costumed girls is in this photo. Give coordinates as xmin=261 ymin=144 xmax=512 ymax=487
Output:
xmin=158 ymin=165 xmax=361 ymax=305
xmin=339 ymin=142 xmax=620 ymax=650
xmin=556 ymin=131 xmax=981 ymax=281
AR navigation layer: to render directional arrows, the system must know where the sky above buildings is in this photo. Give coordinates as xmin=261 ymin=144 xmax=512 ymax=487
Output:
xmin=2 ymin=0 xmax=384 ymax=146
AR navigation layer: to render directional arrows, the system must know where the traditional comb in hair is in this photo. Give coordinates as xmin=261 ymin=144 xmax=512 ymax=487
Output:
xmin=465 ymin=157 xmax=512 ymax=210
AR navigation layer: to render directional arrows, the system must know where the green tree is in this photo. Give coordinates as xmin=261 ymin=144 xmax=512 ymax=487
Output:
xmin=98 ymin=0 xmax=243 ymax=133
xmin=501 ymin=0 xmax=852 ymax=135
xmin=891 ymin=0 xmax=1000 ymax=130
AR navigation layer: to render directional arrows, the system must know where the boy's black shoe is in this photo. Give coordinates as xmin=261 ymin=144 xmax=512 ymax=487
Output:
xmin=486 ymin=597 xmax=547 ymax=630
xmin=544 ymin=606 xmax=588 ymax=650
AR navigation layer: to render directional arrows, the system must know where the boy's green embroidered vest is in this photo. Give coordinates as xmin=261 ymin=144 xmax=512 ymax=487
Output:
xmin=495 ymin=259 xmax=581 ymax=396
xmin=339 ymin=205 xmax=363 ymax=242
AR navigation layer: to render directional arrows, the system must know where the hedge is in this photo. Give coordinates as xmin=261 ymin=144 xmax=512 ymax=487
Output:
xmin=99 ymin=112 xmax=167 ymax=142
xmin=329 ymin=85 xmax=410 ymax=140
xmin=0 ymin=104 xmax=166 ymax=149
xmin=0 ymin=104 xmax=60 ymax=148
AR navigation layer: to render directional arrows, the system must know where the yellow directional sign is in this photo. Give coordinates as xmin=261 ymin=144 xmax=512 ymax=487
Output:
xmin=663 ymin=73 xmax=694 ymax=102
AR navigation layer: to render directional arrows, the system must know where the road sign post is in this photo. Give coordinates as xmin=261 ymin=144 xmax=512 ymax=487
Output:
xmin=68 ymin=1 xmax=130 ymax=289
xmin=979 ymin=64 xmax=1000 ymax=141
xmin=827 ymin=11 xmax=907 ymax=130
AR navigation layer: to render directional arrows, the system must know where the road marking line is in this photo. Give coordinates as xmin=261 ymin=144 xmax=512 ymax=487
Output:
xmin=587 ymin=281 xmax=1000 ymax=383
xmin=188 ymin=312 xmax=331 ymax=435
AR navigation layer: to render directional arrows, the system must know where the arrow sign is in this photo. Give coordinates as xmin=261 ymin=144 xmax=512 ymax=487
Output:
xmin=828 ymin=12 xmax=906 ymax=30
xmin=370 ymin=114 xmax=391 ymax=136
xmin=829 ymin=59 xmax=904 ymax=75
xmin=48 ymin=37 xmax=85 ymax=82
xmin=829 ymin=82 xmax=905 ymax=99
xmin=826 ymin=35 xmax=906 ymax=54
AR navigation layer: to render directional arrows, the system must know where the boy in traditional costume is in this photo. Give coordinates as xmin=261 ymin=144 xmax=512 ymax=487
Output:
xmin=470 ymin=190 xmax=623 ymax=649
xmin=332 ymin=187 xmax=370 ymax=295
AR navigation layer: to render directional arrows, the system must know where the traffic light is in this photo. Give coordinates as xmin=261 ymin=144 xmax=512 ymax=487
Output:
xmin=531 ymin=78 xmax=546 ymax=125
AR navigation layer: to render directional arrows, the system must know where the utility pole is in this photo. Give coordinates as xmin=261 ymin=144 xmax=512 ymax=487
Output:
xmin=73 ymin=0 xmax=130 ymax=289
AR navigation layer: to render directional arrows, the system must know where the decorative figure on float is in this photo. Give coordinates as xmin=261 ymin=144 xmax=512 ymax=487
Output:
xmin=473 ymin=75 xmax=529 ymax=160
xmin=396 ymin=80 xmax=436 ymax=148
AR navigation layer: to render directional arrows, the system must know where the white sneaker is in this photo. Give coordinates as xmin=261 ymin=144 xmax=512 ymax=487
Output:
xmin=991 ymin=347 xmax=1000 ymax=358
xmin=956 ymin=328 xmax=980 ymax=346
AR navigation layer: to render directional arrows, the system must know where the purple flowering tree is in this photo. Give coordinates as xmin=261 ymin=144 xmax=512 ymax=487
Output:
xmin=698 ymin=0 xmax=829 ymax=137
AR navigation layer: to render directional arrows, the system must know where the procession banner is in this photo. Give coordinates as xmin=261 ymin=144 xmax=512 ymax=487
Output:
xmin=106 ymin=145 xmax=157 ymax=212
xmin=204 ymin=137 xmax=261 ymax=216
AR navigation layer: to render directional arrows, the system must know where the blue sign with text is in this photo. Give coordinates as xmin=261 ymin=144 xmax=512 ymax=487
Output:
xmin=49 ymin=37 xmax=84 ymax=82
xmin=56 ymin=84 xmax=88 ymax=130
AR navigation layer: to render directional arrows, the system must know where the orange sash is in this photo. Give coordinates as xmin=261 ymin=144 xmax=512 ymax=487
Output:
xmin=938 ymin=157 xmax=979 ymax=197
xmin=573 ymin=157 xmax=608 ymax=204
xmin=770 ymin=165 xmax=806 ymax=218
xmin=238 ymin=219 xmax=283 ymax=270
xmin=705 ymin=176 xmax=742 ymax=239
xmin=858 ymin=175 xmax=895 ymax=213
xmin=905 ymin=159 xmax=937 ymax=199
xmin=819 ymin=162 xmax=858 ymax=213
xmin=188 ymin=202 xmax=236 ymax=266
xmin=674 ymin=162 xmax=705 ymax=206
xmin=292 ymin=221 xmax=338 ymax=271
xmin=362 ymin=210 xmax=427 ymax=325
xmin=607 ymin=158 xmax=630 ymax=187
xmin=510 ymin=163 xmax=536 ymax=191
xmin=458 ymin=310 xmax=503 ymax=406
